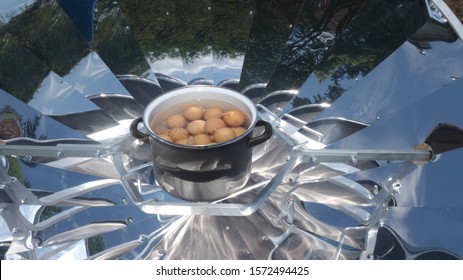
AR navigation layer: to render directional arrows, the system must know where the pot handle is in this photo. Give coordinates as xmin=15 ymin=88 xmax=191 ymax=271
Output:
xmin=248 ymin=120 xmax=273 ymax=147
xmin=130 ymin=117 xmax=149 ymax=142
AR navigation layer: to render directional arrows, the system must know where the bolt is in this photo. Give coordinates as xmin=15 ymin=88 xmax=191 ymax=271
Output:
xmin=350 ymin=155 xmax=358 ymax=164
xmin=139 ymin=234 xmax=147 ymax=242
xmin=94 ymin=150 xmax=101 ymax=158
xmin=367 ymin=254 xmax=374 ymax=260
xmin=0 ymin=184 xmax=7 ymax=189
xmin=310 ymin=156 xmax=317 ymax=163
xmin=225 ymin=226 xmax=230 ymax=231
xmin=31 ymin=236 xmax=43 ymax=248
xmin=56 ymin=151 xmax=63 ymax=157
xmin=157 ymin=250 xmax=165 ymax=256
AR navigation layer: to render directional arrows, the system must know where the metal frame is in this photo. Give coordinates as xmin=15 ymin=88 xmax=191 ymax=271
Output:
xmin=0 ymin=106 xmax=434 ymax=217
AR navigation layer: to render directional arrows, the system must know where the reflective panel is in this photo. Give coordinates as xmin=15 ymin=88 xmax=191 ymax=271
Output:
xmin=211 ymin=0 xmax=256 ymax=85
xmin=117 ymin=0 xmax=188 ymax=81
xmin=238 ymin=0 xmax=305 ymax=89
xmin=91 ymin=0 xmax=157 ymax=81
xmin=3 ymin=0 xmax=129 ymax=97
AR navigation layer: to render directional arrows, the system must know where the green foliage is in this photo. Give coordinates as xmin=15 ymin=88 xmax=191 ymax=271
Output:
xmin=6 ymin=0 xmax=89 ymax=77
xmin=92 ymin=0 xmax=152 ymax=76
xmin=0 ymin=30 xmax=49 ymax=103
xmin=87 ymin=236 xmax=106 ymax=256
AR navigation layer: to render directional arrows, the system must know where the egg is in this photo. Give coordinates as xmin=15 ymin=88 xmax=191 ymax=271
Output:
xmin=193 ymin=134 xmax=214 ymax=145
xmin=222 ymin=109 xmax=246 ymax=127
xmin=186 ymin=120 xmax=206 ymax=135
xmin=213 ymin=127 xmax=236 ymax=143
xmin=168 ymin=127 xmax=189 ymax=142
xmin=231 ymin=127 xmax=246 ymax=137
xmin=183 ymin=105 xmax=204 ymax=121
xmin=205 ymin=117 xmax=226 ymax=134
xmin=175 ymin=137 xmax=193 ymax=145
xmin=165 ymin=114 xmax=187 ymax=129
xmin=203 ymin=107 xmax=224 ymax=120
xmin=158 ymin=133 xmax=173 ymax=142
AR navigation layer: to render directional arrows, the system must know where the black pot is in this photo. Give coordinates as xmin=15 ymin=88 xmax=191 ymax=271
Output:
xmin=130 ymin=86 xmax=272 ymax=201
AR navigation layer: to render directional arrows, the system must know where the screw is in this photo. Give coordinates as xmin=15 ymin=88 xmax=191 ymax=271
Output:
xmin=367 ymin=254 xmax=374 ymax=260
xmin=350 ymin=155 xmax=358 ymax=164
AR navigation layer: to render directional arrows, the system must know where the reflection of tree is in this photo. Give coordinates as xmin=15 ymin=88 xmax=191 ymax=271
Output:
xmin=212 ymin=0 xmax=255 ymax=60
xmin=0 ymin=30 xmax=49 ymax=103
xmin=117 ymin=0 xmax=256 ymax=65
xmin=6 ymin=157 xmax=29 ymax=187
xmin=118 ymin=0 xmax=208 ymax=63
xmin=5 ymin=0 xmax=89 ymax=77
xmin=266 ymin=0 xmax=366 ymax=92
xmin=87 ymin=236 xmax=106 ymax=256
xmin=292 ymin=84 xmax=346 ymax=106
xmin=36 ymin=206 xmax=63 ymax=242
xmin=292 ymin=0 xmax=414 ymax=107
xmin=239 ymin=0 xmax=304 ymax=89
xmin=92 ymin=0 xmax=152 ymax=77
xmin=39 ymin=206 xmax=63 ymax=222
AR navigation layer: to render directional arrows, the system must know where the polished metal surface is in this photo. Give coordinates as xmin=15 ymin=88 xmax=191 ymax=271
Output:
xmin=0 ymin=0 xmax=462 ymax=260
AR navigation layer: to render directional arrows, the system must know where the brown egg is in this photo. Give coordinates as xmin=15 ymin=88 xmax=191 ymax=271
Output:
xmin=222 ymin=109 xmax=246 ymax=127
xmin=231 ymin=127 xmax=246 ymax=137
xmin=158 ymin=133 xmax=173 ymax=142
xmin=213 ymin=127 xmax=236 ymax=143
xmin=183 ymin=105 xmax=203 ymax=121
xmin=165 ymin=114 xmax=187 ymax=129
xmin=168 ymin=127 xmax=189 ymax=142
xmin=193 ymin=134 xmax=214 ymax=145
xmin=175 ymin=137 xmax=194 ymax=145
xmin=203 ymin=107 xmax=224 ymax=120
xmin=205 ymin=117 xmax=226 ymax=134
xmin=186 ymin=120 xmax=206 ymax=135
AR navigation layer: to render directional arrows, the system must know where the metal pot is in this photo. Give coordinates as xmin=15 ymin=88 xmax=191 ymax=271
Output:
xmin=130 ymin=86 xmax=272 ymax=202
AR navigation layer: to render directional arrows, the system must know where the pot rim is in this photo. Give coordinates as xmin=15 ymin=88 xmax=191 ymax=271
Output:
xmin=143 ymin=85 xmax=258 ymax=150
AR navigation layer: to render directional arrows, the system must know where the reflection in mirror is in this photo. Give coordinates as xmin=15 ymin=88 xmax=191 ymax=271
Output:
xmin=238 ymin=0 xmax=305 ymax=90
xmin=294 ymin=0 xmax=415 ymax=107
xmin=211 ymin=0 xmax=256 ymax=85
xmin=315 ymin=39 xmax=463 ymax=124
xmin=91 ymin=0 xmax=157 ymax=81
xmin=174 ymin=0 xmax=213 ymax=84
xmin=4 ymin=0 xmax=129 ymax=97
xmin=265 ymin=0 xmax=366 ymax=93
xmin=117 ymin=0 xmax=188 ymax=81
xmin=0 ymin=89 xmax=88 ymax=141
xmin=0 ymin=30 xmax=104 ymax=117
